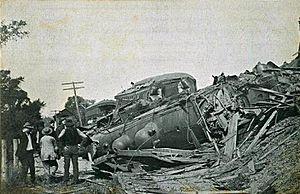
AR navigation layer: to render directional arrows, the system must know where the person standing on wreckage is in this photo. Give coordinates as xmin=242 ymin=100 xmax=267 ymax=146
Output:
xmin=58 ymin=117 xmax=87 ymax=185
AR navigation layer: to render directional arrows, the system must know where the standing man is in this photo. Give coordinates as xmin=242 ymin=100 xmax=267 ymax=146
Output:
xmin=15 ymin=122 xmax=37 ymax=185
xmin=58 ymin=117 xmax=86 ymax=185
xmin=40 ymin=127 xmax=59 ymax=183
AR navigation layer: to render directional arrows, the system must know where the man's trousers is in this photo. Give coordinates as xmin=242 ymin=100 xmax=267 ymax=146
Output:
xmin=63 ymin=145 xmax=79 ymax=183
xmin=19 ymin=150 xmax=35 ymax=184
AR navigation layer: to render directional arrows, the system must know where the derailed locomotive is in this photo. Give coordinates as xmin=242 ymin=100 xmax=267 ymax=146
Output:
xmin=81 ymin=60 xmax=299 ymax=173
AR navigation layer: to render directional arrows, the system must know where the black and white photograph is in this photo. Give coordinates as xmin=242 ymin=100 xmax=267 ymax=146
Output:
xmin=1 ymin=1 xmax=300 ymax=193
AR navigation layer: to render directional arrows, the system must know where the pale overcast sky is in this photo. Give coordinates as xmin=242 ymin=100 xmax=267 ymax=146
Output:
xmin=1 ymin=0 xmax=300 ymax=116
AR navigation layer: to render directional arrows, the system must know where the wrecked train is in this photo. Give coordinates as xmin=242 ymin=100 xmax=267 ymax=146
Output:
xmin=80 ymin=57 xmax=300 ymax=173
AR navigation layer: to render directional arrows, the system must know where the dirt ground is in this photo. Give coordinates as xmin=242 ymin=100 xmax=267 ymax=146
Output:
xmin=1 ymin=157 xmax=120 ymax=194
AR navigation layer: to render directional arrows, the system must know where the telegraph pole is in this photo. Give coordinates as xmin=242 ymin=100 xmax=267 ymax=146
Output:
xmin=62 ymin=81 xmax=84 ymax=126
xmin=292 ymin=17 xmax=300 ymax=58
xmin=298 ymin=17 xmax=300 ymax=58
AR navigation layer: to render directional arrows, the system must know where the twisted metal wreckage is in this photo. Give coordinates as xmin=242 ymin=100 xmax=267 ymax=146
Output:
xmin=79 ymin=54 xmax=299 ymax=181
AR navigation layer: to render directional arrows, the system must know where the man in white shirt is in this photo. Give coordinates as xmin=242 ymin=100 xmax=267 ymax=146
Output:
xmin=15 ymin=122 xmax=37 ymax=185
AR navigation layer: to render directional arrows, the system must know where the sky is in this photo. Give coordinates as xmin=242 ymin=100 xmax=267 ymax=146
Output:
xmin=1 ymin=0 xmax=300 ymax=116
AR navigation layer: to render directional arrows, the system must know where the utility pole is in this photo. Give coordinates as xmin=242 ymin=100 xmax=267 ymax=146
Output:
xmin=292 ymin=17 xmax=300 ymax=58
xmin=298 ymin=17 xmax=300 ymax=58
xmin=62 ymin=81 xmax=84 ymax=126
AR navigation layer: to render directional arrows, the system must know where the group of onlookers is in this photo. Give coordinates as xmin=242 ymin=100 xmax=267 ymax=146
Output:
xmin=15 ymin=116 xmax=88 ymax=185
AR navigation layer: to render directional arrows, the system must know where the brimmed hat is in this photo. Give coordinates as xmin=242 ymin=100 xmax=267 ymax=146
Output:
xmin=23 ymin=122 xmax=34 ymax=129
xmin=42 ymin=127 xmax=53 ymax=135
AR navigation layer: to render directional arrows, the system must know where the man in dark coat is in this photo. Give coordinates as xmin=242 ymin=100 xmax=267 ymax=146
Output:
xmin=15 ymin=122 xmax=37 ymax=185
xmin=58 ymin=117 xmax=86 ymax=185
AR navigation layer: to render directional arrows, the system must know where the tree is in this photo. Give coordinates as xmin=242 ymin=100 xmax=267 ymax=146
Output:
xmin=0 ymin=70 xmax=45 ymax=137
xmin=0 ymin=70 xmax=45 ymax=181
xmin=65 ymin=95 xmax=95 ymax=110
xmin=64 ymin=96 xmax=95 ymax=124
xmin=0 ymin=19 xmax=33 ymax=184
xmin=0 ymin=20 xmax=29 ymax=46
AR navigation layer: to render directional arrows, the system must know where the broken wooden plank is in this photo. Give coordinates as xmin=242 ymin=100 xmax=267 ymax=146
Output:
xmin=238 ymin=130 xmax=254 ymax=150
xmin=117 ymin=149 xmax=175 ymax=164
xmin=244 ymin=94 xmax=288 ymax=155
xmin=244 ymin=110 xmax=277 ymax=155
xmin=216 ymin=174 xmax=239 ymax=182
xmin=152 ymin=148 xmax=198 ymax=155
xmin=253 ymin=101 xmax=279 ymax=106
xmin=268 ymin=98 xmax=292 ymax=106
xmin=281 ymin=67 xmax=300 ymax=71
xmin=265 ymin=124 xmax=287 ymax=136
xmin=161 ymin=163 xmax=207 ymax=175
xmin=169 ymin=157 xmax=207 ymax=164
xmin=245 ymin=118 xmax=255 ymax=132
xmin=151 ymin=164 xmax=191 ymax=175
xmin=237 ymin=118 xmax=251 ymax=126
xmin=251 ymin=87 xmax=292 ymax=97
xmin=220 ymin=133 xmax=236 ymax=144
xmin=84 ymin=178 xmax=105 ymax=186
xmin=224 ymin=112 xmax=239 ymax=159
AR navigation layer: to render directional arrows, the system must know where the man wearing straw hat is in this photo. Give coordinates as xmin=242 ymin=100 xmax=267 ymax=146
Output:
xmin=15 ymin=122 xmax=37 ymax=185
xmin=40 ymin=127 xmax=59 ymax=183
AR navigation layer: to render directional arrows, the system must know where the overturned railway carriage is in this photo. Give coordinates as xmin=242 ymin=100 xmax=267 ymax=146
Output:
xmin=91 ymin=74 xmax=200 ymax=154
xmin=84 ymin=60 xmax=299 ymax=173
xmin=87 ymin=73 xmax=254 ymax=172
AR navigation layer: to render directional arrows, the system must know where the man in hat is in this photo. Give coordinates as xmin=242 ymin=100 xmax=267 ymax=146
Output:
xmin=40 ymin=127 xmax=59 ymax=183
xmin=58 ymin=117 xmax=87 ymax=185
xmin=15 ymin=122 xmax=37 ymax=185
